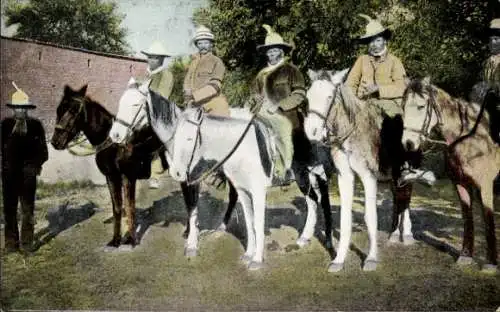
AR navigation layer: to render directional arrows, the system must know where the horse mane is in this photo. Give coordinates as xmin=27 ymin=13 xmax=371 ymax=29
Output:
xmin=148 ymin=91 xmax=177 ymax=124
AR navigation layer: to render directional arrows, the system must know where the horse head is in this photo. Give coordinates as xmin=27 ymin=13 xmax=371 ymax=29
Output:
xmin=169 ymin=107 xmax=204 ymax=182
xmin=401 ymin=76 xmax=441 ymax=151
xmin=304 ymin=68 xmax=349 ymax=142
xmin=108 ymin=78 xmax=149 ymax=144
xmin=51 ymin=84 xmax=89 ymax=150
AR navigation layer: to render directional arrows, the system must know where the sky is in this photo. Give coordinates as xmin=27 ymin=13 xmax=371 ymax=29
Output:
xmin=1 ymin=0 xmax=208 ymax=59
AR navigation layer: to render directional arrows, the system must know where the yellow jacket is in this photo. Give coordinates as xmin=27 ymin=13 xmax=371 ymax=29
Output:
xmin=183 ymin=52 xmax=226 ymax=104
xmin=149 ymin=68 xmax=174 ymax=100
xmin=346 ymin=52 xmax=406 ymax=100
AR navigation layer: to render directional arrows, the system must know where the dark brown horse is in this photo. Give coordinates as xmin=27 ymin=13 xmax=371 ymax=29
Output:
xmin=50 ymin=85 xmax=238 ymax=251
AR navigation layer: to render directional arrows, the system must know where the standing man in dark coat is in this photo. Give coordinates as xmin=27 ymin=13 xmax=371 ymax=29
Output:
xmin=1 ymin=83 xmax=48 ymax=253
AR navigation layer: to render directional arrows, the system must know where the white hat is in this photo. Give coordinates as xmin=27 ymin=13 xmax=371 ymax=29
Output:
xmin=257 ymin=24 xmax=293 ymax=53
xmin=141 ymin=41 xmax=172 ymax=57
xmin=357 ymin=14 xmax=392 ymax=43
xmin=192 ymin=25 xmax=215 ymax=43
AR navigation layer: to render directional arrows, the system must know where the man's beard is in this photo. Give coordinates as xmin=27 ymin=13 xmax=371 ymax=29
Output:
xmin=490 ymin=42 xmax=500 ymax=55
xmin=368 ymin=46 xmax=387 ymax=57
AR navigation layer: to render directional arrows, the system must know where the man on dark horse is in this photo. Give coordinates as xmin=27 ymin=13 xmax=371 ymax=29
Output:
xmin=1 ymin=83 xmax=48 ymax=253
xmin=183 ymin=25 xmax=230 ymax=117
xmin=138 ymin=41 xmax=174 ymax=189
xmin=482 ymin=18 xmax=500 ymax=145
xmin=346 ymin=14 xmax=435 ymax=185
xmin=245 ymin=24 xmax=310 ymax=186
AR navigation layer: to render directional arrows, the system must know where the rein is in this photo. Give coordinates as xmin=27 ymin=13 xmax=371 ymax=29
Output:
xmin=186 ymin=112 xmax=258 ymax=186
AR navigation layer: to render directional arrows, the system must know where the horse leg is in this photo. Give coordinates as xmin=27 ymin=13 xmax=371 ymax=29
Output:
xmin=104 ymin=175 xmax=123 ymax=250
xmin=388 ymin=183 xmax=413 ymax=244
xmin=455 ymin=183 xmax=475 ymax=266
xmin=236 ymin=188 xmax=256 ymax=264
xmin=181 ymin=182 xmax=200 ymax=257
xmin=248 ymin=186 xmax=267 ymax=271
xmin=121 ymin=175 xmax=137 ymax=248
xmin=479 ymin=182 xmax=498 ymax=272
xmin=329 ymin=151 xmax=354 ymax=273
xmin=295 ymin=166 xmax=318 ymax=247
xmin=217 ymin=180 xmax=238 ymax=232
xmin=359 ymin=169 xmax=378 ymax=271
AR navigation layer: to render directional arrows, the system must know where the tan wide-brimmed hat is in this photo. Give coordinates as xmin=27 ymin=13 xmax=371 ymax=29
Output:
xmin=356 ymin=14 xmax=392 ymax=44
xmin=141 ymin=41 xmax=172 ymax=57
xmin=489 ymin=18 xmax=500 ymax=36
xmin=7 ymin=82 xmax=35 ymax=109
xmin=192 ymin=25 xmax=215 ymax=43
xmin=257 ymin=24 xmax=293 ymax=53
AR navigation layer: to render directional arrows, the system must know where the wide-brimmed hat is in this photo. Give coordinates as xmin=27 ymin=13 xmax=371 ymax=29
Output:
xmin=192 ymin=25 xmax=215 ymax=43
xmin=257 ymin=24 xmax=293 ymax=53
xmin=356 ymin=14 xmax=392 ymax=44
xmin=7 ymin=82 xmax=35 ymax=109
xmin=489 ymin=18 xmax=500 ymax=36
xmin=141 ymin=41 xmax=172 ymax=57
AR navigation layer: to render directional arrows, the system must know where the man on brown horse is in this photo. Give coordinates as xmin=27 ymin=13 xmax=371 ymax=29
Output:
xmin=183 ymin=25 xmax=229 ymax=117
xmin=482 ymin=18 xmax=500 ymax=145
xmin=346 ymin=14 xmax=435 ymax=185
xmin=139 ymin=41 xmax=174 ymax=189
xmin=246 ymin=24 xmax=309 ymax=185
xmin=1 ymin=83 xmax=48 ymax=253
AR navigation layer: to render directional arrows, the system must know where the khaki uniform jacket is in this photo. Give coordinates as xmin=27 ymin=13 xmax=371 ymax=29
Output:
xmin=183 ymin=52 xmax=229 ymax=116
xmin=149 ymin=68 xmax=174 ymax=100
xmin=253 ymin=61 xmax=307 ymax=129
xmin=483 ymin=54 xmax=500 ymax=94
xmin=346 ymin=53 xmax=406 ymax=100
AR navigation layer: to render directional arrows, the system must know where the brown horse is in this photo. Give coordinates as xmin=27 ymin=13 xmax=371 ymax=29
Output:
xmin=50 ymin=85 xmax=238 ymax=251
xmin=401 ymin=77 xmax=499 ymax=272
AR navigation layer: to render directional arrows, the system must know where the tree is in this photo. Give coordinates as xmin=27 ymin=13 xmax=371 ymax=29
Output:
xmin=4 ymin=0 xmax=130 ymax=55
xmin=194 ymin=0 xmax=492 ymax=99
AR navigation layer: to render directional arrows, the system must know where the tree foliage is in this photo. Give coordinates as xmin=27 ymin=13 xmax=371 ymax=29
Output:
xmin=4 ymin=0 xmax=130 ymax=55
xmin=195 ymin=0 xmax=496 ymax=98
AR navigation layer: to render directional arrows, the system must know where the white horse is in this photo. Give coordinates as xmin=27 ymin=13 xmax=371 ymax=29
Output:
xmin=304 ymin=69 xmax=416 ymax=272
xmin=109 ymin=80 xmax=335 ymax=270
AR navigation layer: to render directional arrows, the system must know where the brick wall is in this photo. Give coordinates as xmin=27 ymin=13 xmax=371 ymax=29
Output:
xmin=0 ymin=36 xmax=148 ymax=137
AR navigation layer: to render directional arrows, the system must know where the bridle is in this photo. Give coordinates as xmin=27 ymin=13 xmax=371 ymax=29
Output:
xmin=114 ymin=89 xmax=149 ymax=140
xmin=54 ymin=96 xmax=88 ymax=137
xmin=181 ymin=109 xmax=257 ymax=186
xmin=402 ymin=87 xmax=446 ymax=146
xmin=307 ymin=83 xmax=339 ymax=140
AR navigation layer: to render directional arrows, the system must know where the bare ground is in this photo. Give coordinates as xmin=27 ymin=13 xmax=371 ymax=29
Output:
xmin=1 ymin=175 xmax=499 ymax=311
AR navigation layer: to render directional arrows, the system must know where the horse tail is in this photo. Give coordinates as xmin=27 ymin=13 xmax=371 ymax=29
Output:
xmin=254 ymin=121 xmax=273 ymax=178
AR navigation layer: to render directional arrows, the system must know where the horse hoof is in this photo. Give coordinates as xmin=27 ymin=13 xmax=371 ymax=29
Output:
xmin=184 ymin=248 xmax=198 ymax=257
xmin=216 ymin=223 xmax=227 ymax=232
xmin=240 ymin=254 xmax=252 ymax=264
xmin=480 ymin=264 xmax=498 ymax=274
xmin=456 ymin=256 xmax=474 ymax=266
xmin=387 ymin=234 xmax=401 ymax=244
xmin=103 ymin=245 xmax=118 ymax=253
xmin=403 ymin=235 xmax=417 ymax=245
xmin=325 ymin=240 xmax=333 ymax=250
xmin=118 ymin=244 xmax=134 ymax=252
xmin=248 ymin=261 xmax=264 ymax=271
xmin=363 ymin=260 xmax=378 ymax=271
xmin=296 ymin=237 xmax=311 ymax=247
xmin=328 ymin=262 xmax=344 ymax=273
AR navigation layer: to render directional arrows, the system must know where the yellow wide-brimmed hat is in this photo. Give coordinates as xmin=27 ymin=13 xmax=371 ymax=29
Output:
xmin=141 ymin=41 xmax=172 ymax=57
xmin=489 ymin=18 xmax=500 ymax=36
xmin=192 ymin=25 xmax=215 ymax=43
xmin=7 ymin=82 xmax=35 ymax=109
xmin=257 ymin=24 xmax=293 ymax=53
xmin=356 ymin=14 xmax=392 ymax=44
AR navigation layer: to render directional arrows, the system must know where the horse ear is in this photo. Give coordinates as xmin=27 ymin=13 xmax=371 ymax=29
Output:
xmin=307 ymin=69 xmax=319 ymax=81
xmin=330 ymin=68 xmax=349 ymax=84
xmin=422 ymin=76 xmax=431 ymax=87
xmin=78 ymin=84 xmax=88 ymax=95
xmin=127 ymin=77 xmax=138 ymax=88
xmin=64 ymin=85 xmax=73 ymax=95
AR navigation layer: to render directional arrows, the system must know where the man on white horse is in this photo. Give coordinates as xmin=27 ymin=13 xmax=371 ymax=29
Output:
xmin=183 ymin=25 xmax=229 ymax=117
xmin=481 ymin=18 xmax=500 ymax=144
xmin=139 ymin=41 xmax=174 ymax=189
xmin=346 ymin=14 xmax=434 ymax=185
xmin=246 ymin=24 xmax=309 ymax=186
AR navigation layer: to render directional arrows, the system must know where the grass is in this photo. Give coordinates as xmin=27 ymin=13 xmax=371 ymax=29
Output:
xmin=1 ymin=175 xmax=499 ymax=311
